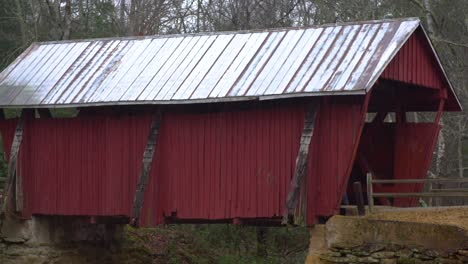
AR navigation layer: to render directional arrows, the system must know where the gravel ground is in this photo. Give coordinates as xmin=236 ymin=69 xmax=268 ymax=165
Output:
xmin=365 ymin=206 xmax=468 ymax=231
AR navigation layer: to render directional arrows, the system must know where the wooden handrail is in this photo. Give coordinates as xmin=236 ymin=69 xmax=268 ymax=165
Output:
xmin=372 ymin=178 xmax=468 ymax=184
xmin=373 ymin=192 xmax=468 ymax=197
xmin=366 ymin=173 xmax=468 ymax=212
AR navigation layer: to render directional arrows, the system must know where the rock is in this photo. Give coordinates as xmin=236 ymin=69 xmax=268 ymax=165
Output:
xmin=356 ymin=256 xmax=380 ymax=263
xmin=330 ymin=247 xmax=341 ymax=252
xmin=340 ymin=248 xmax=354 ymax=254
xmin=2 ymin=255 xmax=50 ymax=264
xmin=386 ymin=244 xmax=404 ymax=251
xmin=0 ymin=218 xmax=32 ymax=243
xmin=372 ymin=251 xmax=396 ymax=259
xmin=457 ymin=249 xmax=468 ymax=257
xmin=344 ymin=254 xmax=358 ymax=262
xmin=381 ymin=259 xmax=397 ymax=264
xmin=413 ymin=253 xmax=435 ymax=260
xmin=396 ymin=249 xmax=413 ymax=258
xmin=319 ymin=254 xmax=358 ymax=263
xmin=455 ymin=254 xmax=468 ymax=262
xmin=325 ymin=251 xmax=342 ymax=257
xmin=352 ymin=250 xmax=371 ymax=257
xmin=3 ymin=237 xmax=27 ymax=243
xmin=434 ymin=258 xmax=462 ymax=264
xmin=361 ymin=244 xmax=386 ymax=253
xmin=414 ymin=260 xmax=436 ymax=264
xmin=424 ymin=249 xmax=441 ymax=258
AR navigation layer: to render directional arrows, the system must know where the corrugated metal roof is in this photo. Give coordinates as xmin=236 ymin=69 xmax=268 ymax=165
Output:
xmin=0 ymin=18 xmax=422 ymax=108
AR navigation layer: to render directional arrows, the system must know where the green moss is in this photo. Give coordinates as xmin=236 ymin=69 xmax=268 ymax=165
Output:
xmin=397 ymin=257 xmax=417 ymax=264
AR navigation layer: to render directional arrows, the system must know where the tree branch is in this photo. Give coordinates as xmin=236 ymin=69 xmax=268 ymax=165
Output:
xmin=432 ymin=37 xmax=468 ymax=48
xmin=408 ymin=0 xmax=424 ymax=10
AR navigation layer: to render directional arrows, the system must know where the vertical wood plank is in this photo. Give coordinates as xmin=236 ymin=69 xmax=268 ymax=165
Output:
xmin=367 ymin=173 xmax=374 ymax=212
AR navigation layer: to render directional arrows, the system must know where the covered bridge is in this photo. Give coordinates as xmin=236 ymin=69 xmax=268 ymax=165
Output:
xmin=0 ymin=18 xmax=461 ymax=226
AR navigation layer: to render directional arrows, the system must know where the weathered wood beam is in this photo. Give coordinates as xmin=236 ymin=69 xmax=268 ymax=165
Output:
xmin=130 ymin=110 xmax=162 ymax=227
xmin=2 ymin=110 xmax=30 ymax=214
xmin=283 ymin=104 xmax=317 ymax=225
xmin=15 ymin=110 xmax=33 ymax=213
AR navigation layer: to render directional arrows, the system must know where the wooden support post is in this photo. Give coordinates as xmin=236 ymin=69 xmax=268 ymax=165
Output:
xmin=353 ymin=182 xmax=365 ymax=216
xmin=3 ymin=110 xmax=28 ymax=214
xmin=130 ymin=110 xmax=162 ymax=227
xmin=366 ymin=173 xmax=374 ymax=213
xmin=435 ymin=99 xmax=445 ymax=124
xmin=283 ymin=104 xmax=317 ymax=225
xmin=37 ymin=108 xmax=52 ymax=118
xmin=372 ymin=111 xmax=387 ymax=123
xmin=396 ymin=110 xmax=406 ymax=123
xmin=428 ymin=180 xmax=433 ymax=206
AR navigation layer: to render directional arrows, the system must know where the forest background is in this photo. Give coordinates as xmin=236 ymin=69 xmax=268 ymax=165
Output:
xmin=0 ymin=1 xmax=466 ymax=263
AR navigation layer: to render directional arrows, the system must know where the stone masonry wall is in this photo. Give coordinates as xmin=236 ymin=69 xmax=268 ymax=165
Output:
xmin=0 ymin=216 xmax=151 ymax=264
xmin=312 ymin=213 xmax=468 ymax=264
xmin=320 ymin=244 xmax=468 ymax=264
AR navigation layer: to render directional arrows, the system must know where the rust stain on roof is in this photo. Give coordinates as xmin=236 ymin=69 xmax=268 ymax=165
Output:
xmin=0 ymin=18 xmax=428 ymax=108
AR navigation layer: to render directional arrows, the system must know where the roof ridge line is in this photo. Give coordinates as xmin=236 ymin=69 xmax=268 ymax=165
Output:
xmin=33 ymin=17 xmax=421 ymax=46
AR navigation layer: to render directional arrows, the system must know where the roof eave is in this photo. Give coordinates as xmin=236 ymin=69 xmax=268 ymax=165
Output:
xmin=417 ymin=25 xmax=463 ymax=111
xmin=0 ymin=90 xmax=367 ymax=109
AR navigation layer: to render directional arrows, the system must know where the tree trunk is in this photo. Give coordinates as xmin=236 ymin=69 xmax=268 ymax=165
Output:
xmin=197 ymin=0 xmax=202 ymax=32
xmin=435 ymin=125 xmax=445 ymax=206
xmin=422 ymin=0 xmax=437 ymax=36
xmin=458 ymin=118 xmax=464 ymax=179
xmin=129 ymin=0 xmax=137 ymax=35
xmin=14 ymin=0 xmax=27 ymax=46
xmin=422 ymin=0 xmax=445 ymax=206
xmin=63 ymin=0 xmax=72 ymax=40
xmin=120 ymin=0 xmax=126 ymax=35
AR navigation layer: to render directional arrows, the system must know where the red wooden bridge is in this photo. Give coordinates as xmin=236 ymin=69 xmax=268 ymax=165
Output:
xmin=0 ymin=18 xmax=461 ymax=226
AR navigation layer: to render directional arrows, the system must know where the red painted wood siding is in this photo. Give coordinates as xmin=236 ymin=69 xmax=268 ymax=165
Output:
xmin=392 ymin=123 xmax=440 ymax=206
xmin=358 ymin=123 xmax=440 ymax=207
xmin=0 ymin=97 xmax=366 ymax=226
xmin=143 ymin=105 xmax=305 ymax=225
xmin=0 ymin=115 xmax=152 ymax=217
xmin=381 ymin=29 xmax=446 ymax=91
xmin=306 ymin=97 xmax=366 ymax=224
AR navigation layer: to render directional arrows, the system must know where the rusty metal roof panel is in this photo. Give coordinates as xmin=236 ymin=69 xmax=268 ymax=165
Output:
xmin=0 ymin=18 xmax=424 ymax=107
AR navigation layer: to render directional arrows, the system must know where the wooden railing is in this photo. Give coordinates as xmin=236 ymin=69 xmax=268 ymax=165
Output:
xmin=366 ymin=173 xmax=468 ymax=212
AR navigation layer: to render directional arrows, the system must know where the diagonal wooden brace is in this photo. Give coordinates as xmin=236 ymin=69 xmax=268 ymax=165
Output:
xmin=130 ymin=110 xmax=162 ymax=227
xmin=2 ymin=110 xmax=26 ymax=214
xmin=283 ymin=104 xmax=317 ymax=225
